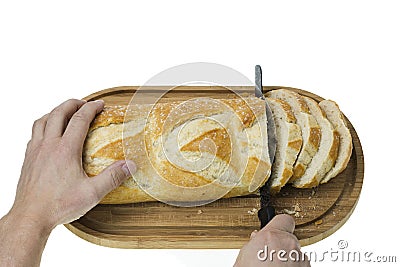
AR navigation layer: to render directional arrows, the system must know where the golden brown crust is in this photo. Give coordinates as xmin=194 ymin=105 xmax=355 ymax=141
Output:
xmin=274 ymin=99 xmax=296 ymax=123
xmin=89 ymin=106 xmax=127 ymax=131
xmin=294 ymin=177 xmax=319 ymax=188
xmin=180 ymin=128 xmax=231 ymax=163
xmin=100 ymin=185 xmax=155 ymax=204
xmin=288 ymin=139 xmax=303 ymax=151
xmin=271 ymin=168 xmax=293 ymax=193
xmin=309 ymin=127 xmax=322 ymax=150
xmin=293 ymin=165 xmax=305 ymax=179
xmin=92 ymin=138 xmax=125 ymax=161
xmin=267 ymin=89 xmax=310 ymax=114
xmin=222 ymin=98 xmax=261 ymax=127
xmin=83 ymin=97 xmax=272 ymax=204
xmin=329 ymin=131 xmax=340 ymax=160
xmin=297 ymin=96 xmax=311 ymax=114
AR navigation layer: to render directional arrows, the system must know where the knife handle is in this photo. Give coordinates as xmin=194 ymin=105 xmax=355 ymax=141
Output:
xmin=257 ymin=206 xmax=275 ymax=229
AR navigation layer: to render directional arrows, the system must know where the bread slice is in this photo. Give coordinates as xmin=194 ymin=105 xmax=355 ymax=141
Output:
xmin=292 ymin=97 xmax=340 ymax=188
xmin=319 ymin=100 xmax=353 ymax=183
xmin=266 ymin=98 xmax=302 ymax=192
xmin=266 ymin=89 xmax=321 ymax=182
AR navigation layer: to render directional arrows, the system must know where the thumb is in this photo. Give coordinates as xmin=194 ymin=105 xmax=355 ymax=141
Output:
xmin=250 ymin=230 xmax=258 ymax=239
xmin=260 ymin=214 xmax=295 ymax=234
xmin=91 ymin=160 xmax=137 ymax=200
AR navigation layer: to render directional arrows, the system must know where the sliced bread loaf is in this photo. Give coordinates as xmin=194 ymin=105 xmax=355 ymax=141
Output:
xmin=266 ymin=89 xmax=321 ymax=182
xmin=292 ymin=97 xmax=340 ymax=188
xmin=319 ymin=100 xmax=353 ymax=183
xmin=266 ymin=98 xmax=302 ymax=192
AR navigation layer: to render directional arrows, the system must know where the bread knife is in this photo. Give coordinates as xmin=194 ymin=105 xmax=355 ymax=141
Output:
xmin=255 ymin=65 xmax=277 ymax=228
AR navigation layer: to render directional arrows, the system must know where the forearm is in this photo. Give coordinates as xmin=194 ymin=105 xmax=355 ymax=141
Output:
xmin=0 ymin=209 xmax=52 ymax=267
xmin=0 ymin=99 xmax=132 ymax=266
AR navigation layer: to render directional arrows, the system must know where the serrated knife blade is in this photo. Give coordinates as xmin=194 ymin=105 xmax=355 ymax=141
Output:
xmin=255 ymin=65 xmax=276 ymax=228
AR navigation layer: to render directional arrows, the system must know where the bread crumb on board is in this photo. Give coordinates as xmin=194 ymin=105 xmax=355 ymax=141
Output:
xmin=314 ymin=219 xmax=323 ymax=226
xmin=308 ymin=189 xmax=316 ymax=199
xmin=294 ymin=203 xmax=301 ymax=212
xmin=280 ymin=202 xmax=311 ymax=219
xmin=247 ymin=208 xmax=258 ymax=215
xmin=283 ymin=208 xmax=296 ymax=215
xmin=311 ymin=189 xmax=316 ymax=196
xmin=197 ymin=209 xmax=203 ymax=214
xmin=282 ymin=203 xmax=302 ymax=216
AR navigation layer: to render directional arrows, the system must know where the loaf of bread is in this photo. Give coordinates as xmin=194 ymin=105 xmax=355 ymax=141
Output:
xmin=83 ymin=91 xmax=353 ymax=204
xmin=83 ymin=97 xmax=272 ymax=204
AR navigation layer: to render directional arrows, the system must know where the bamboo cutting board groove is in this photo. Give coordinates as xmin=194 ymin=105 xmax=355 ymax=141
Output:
xmin=64 ymin=86 xmax=364 ymax=249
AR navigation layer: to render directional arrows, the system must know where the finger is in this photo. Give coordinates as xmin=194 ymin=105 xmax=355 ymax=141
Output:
xmin=261 ymin=214 xmax=295 ymax=233
xmin=90 ymin=160 xmax=137 ymax=200
xmin=31 ymin=113 xmax=49 ymax=143
xmin=45 ymin=99 xmax=87 ymax=138
xmin=250 ymin=230 xmax=258 ymax=239
xmin=303 ymin=254 xmax=311 ymax=266
xmin=63 ymin=100 xmax=104 ymax=152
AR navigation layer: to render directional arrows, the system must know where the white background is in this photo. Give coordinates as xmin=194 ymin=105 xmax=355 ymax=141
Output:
xmin=0 ymin=1 xmax=399 ymax=266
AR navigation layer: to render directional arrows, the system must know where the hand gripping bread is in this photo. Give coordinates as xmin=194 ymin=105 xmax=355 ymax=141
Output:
xmin=319 ymin=100 xmax=353 ymax=183
xmin=266 ymin=98 xmax=302 ymax=192
xmin=292 ymin=97 xmax=340 ymax=188
xmin=266 ymin=90 xmax=321 ymax=182
xmin=83 ymin=97 xmax=272 ymax=204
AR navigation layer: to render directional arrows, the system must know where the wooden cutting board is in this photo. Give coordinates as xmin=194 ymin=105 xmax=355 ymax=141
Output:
xmin=64 ymin=85 xmax=364 ymax=249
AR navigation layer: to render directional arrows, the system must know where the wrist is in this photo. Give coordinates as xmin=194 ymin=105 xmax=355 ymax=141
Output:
xmin=5 ymin=207 xmax=54 ymax=237
xmin=0 ymin=208 xmax=53 ymax=267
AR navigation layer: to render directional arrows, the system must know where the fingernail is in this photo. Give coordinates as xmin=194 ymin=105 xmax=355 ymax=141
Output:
xmin=121 ymin=160 xmax=137 ymax=176
xmin=94 ymin=99 xmax=105 ymax=104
